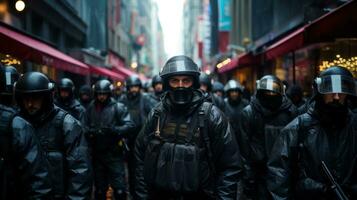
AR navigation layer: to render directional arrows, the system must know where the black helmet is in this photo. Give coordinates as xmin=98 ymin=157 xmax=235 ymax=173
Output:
xmin=15 ymin=72 xmax=54 ymax=115
xmin=224 ymin=80 xmax=243 ymax=93
xmin=314 ymin=66 xmax=356 ymax=96
xmin=0 ymin=65 xmax=19 ymax=95
xmin=212 ymin=81 xmax=224 ymax=93
xmin=125 ymin=75 xmax=142 ymax=89
xmin=58 ymin=78 xmax=74 ymax=92
xmin=152 ymin=74 xmax=163 ymax=87
xmin=160 ymin=55 xmax=200 ymax=90
xmin=93 ymin=79 xmax=113 ymax=94
xmin=79 ymin=85 xmax=91 ymax=95
xmin=199 ymin=73 xmax=212 ymax=91
xmin=256 ymin=75 xmax=285 ymax=95
xmin=15 ymin=72 xmax=54 ymax=94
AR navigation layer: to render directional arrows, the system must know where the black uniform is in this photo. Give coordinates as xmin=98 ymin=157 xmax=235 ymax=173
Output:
xmin=135 ymin=55 xmax=242 ymax=200
xmin=0 ymin=104 xmax=51 ymax=200
xmin=223 ymin=80 xmax=249 ymax=138
xmin=78 ymin=85 xmax=92 ymax=109
xmin=56 ymin=78 xmax=86 ymax=122
xmin=237 ymin=75 xmax=298 ymax=200
xmin=267 ymin=66 xmax=357 ymax=200
xmin=118 ymin=76 xmax=155 ymax=196
xmin=85 ymin=79 xmax=135 ymax=200
xmin=15 ymin=72 xmax=92 ymax=200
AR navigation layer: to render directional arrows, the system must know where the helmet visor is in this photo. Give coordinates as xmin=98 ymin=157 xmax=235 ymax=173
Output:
xmin=316 ymin=75 xmax=356 ymax=96
xmin=256 ymin=79 xmax=284 ymax=94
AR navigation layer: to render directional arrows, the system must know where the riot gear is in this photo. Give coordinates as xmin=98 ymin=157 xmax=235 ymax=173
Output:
xmin=85 ymin=95 xmax=135 ymax=200
xmin=152 ymin=74 xmax=163 ymax=87
xmin=93 ymin=79 xmax=113 ymax=94
xmin=160 ymin=55 xmax=200 ymax=91
xmin=256 ymin=75 xmax=284 ymax=110
xmin=125 ymin=75 xmax=142 ymax=89
xmin=199 ymin=73 xmax=212 ymax=92
xmin=225 ymin=80 xmax=243 ymax=93
xmin=15 ymin=72 xmax=54 ymax=119
xmin=79 ymin=85 xmax=92 ymax=108
xmin=0 ymin=65 xmax=19 ymax=106
xmin=212 ymin=81 xmax=224 ymax=96
xmin=55 ymin=78 xmax=86 ymax=122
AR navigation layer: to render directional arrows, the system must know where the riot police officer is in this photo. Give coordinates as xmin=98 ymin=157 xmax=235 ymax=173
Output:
xmin=78 ymin=85 xmax=92 ymax=109
xmin=223 ymin=80 xmax=249 ymax=139
xmin=85 ymin=79 xmax=135 ymax=200
xmin=0 ymin=65 xmax=19 ymax=107
xmin=212 ymin=81 xmax=225 ymax=97
xmin=15 ymin=72 xmax=92 ymax=200
xmin=134 ymin=55 xmax=242 ymax=200
xmin=0 ymin=66 xmax=51 ymax=200
xmin=55 ymin=78 xmax=86 ymax=122
xmin=268 ymin=66 xmax=357 ymax=200
xmin=117 ymin=75 xmax=154 ymax=196
xmin=237 ymin=75 xmax=298 ymax=199
xmin=199 ymin=73 xmax=225 ymax=111
xmin=148 ymin=74 xmax=164 ymax=105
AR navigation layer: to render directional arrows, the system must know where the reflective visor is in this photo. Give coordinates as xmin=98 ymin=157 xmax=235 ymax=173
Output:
xmin=316 ymin=75 xmax=357 ymax=96
xmin=256 ymin=79 xmax=284 ymax=94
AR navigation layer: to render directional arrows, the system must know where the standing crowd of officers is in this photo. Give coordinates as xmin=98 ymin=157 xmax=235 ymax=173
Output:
xmin=1 ymin=55 xmax=357 ymax=200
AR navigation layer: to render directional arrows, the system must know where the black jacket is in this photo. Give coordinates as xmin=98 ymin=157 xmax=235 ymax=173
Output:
xmin=237 ymin=96 xmax=298 ymax=199
xmin=22 ymin=105 xmax=92 ymax=200
xmin=85 ymin=98 xmax=135 ymax=155
xmin=223 ymin=97 xmax=249 ymax=136
xmin=134 ymin=90 xmax=242 ymax=200
xmin=55 ymin=98 xmax=86 ymax=123
xmin=267 ymin=105 xmax=357 ymax=200
xmin=204 ymin=92 xmax=226 ymax=112
xmin=0 ymin=104 xmax=51 ymax=200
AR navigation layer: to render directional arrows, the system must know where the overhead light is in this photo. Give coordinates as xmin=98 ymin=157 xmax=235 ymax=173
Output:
xmin=15 ymin=0 xmax=25 ymax=12
xmin=131 ymin=62 xmax=138 ymax=69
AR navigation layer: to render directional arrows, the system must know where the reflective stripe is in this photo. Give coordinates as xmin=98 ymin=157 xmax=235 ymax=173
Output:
xmin=331 ymin=75 xmax=342 ymax=93
xmin=5 ymin=72 xmax=11 ymax=85
xmin=267 ymin=79 xmax=274 ymax=90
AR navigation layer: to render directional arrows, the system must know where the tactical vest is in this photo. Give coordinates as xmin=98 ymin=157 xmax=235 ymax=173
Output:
xmin=143 ymin=102 xmax=214 ymax=193
xmin=35 ymin=108 xmax=68 ymax=197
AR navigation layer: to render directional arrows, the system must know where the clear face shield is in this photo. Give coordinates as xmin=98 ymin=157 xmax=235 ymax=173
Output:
xmin=256 ymin=78 xmax=285 ymax=95
xmin=315 ymin=75 xmax=357 ymax=96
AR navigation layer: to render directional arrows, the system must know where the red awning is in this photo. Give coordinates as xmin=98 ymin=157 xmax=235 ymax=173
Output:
xmin=218 ymin=52 xmax=258 ymax=73
xmin=113 ymin=66 xmax=136 ymax=77
xmin=90 ymin=65 xmax=125 ymax=81
xmin=265 ymin=0 xmax=357 ymax=60
xmin=0 ymin=23 xmax=89 ymax=75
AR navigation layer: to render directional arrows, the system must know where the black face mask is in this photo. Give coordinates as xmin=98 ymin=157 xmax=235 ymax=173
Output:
xmin=169 ymin=87 xmax=193 ymax=106
xmin=315 ymin=97 xmax=349 ymax=128
xmin=257 ymin=92 xmax=282 ymax=110
xmin=128 ymin=91 xmax=139 ymax=99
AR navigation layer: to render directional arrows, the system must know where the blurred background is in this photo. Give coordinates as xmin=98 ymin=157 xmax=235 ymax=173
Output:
xmin=0 ymin=0 xmax=356 ymax=97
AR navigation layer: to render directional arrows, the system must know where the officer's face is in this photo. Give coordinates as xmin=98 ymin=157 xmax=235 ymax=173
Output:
xmin=59 ymin=89 xmax=70 ymax=98
xmin=154 ymin=83 xmax=163 ymax=92
xmin=229 ymin=90 xmax=240 ymax=100
xmin=97 ymin=93 xmax=109 ymax=103
xmin=215 ymin=91 xmax=223 ymax=97
xmin=323 ymin=93 xmax=347 ymax=104
xmin=169 ymin=76 xmax=193 ymax=88
xmin=200 ymin=84 xmax=208 ymax=92
xmin=22 ymin=95 xmax=43 ymax=115
xmin=81 ymin=94 xmax=90 ymax=101
xmin=129 ymin=86 xmax=140 ymax=93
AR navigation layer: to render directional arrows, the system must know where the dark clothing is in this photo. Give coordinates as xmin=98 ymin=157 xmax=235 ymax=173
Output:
xmin=223 ymin=97 xmax=249 ymax=137
xmin=135 ymin=90 xmax=242 ymax=200
xmin=85 ymin=98 xmax=135 ymax=199
xmin=237 ymin=96 xmax=298 ymax=200
xmin=0 ymin=105 xmax=51 ymax=200
xmin=148 ymin=92 xmax=162 ymax=106
xmin=117 ymin=93 xmax=155 ymax=195
xmin=55 ymin=98 xmax=86 ymax=123
xmin=267 ymin=105 xmax=357 ymax=200
xmin=21 ymin=106 xmax=92 ymax=200
xmin=203 ymin=92 xmax=226 ymax=111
